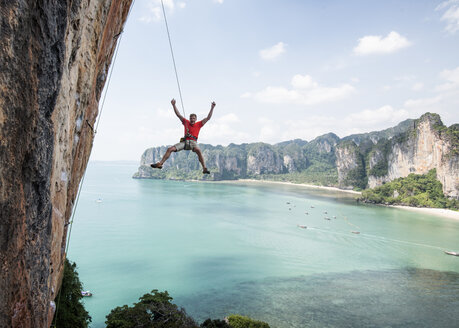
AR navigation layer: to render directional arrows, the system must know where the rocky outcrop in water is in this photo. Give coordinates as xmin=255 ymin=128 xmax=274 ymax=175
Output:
xmin=0 ymin=1 xmax=132 ymax=327
xmin=135 ymin=113 xmax=459 ymax=199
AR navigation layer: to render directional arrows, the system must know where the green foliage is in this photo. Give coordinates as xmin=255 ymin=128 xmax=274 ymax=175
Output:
xmin=227 ymin=315 xmax=270 ymax=328
xmin=105 ymin=290 xmax=198 ymax=328
xmin=200 ymin=319 xmax=230 ymax=327
xmin=105 ymin=290 xmax=272 ymax=328
xmin=360 ymin=169 xmax=459 ymax=210
xmin=367 ymin=139 xmax=392 ymax=177
xmin=51 ymin=259 xmax=91 ymax=328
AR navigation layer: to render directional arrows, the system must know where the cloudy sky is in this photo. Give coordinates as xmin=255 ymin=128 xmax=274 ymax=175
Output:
xmin=91 ymin=0 xmax=459 ymax=160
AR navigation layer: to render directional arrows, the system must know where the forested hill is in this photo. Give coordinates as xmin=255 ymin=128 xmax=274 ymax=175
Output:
xmin=133 ymin=113 xmax=459 ymax=199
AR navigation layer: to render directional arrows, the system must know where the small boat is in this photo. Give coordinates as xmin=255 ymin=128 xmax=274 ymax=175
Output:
xmin=324 ymin=211 xmax=328 ymax=214
xmin=81 ymin=291 xmax=93 ymax=297
xmin=333 ymin=216 xmax=337 ymax=219
xmin=351 ymin=231 xmax=360 ymax=234
xmin=444 ymin=251 xmax=459 ymax=256
xmin=305 ymin=212 xmax=309 ymax=215
xmin=286 ymin=202 xmax=290 ymax=204
xmin=297 ymin=225 xmax=307 ymax=229
xmin=324 ymin=217 xmax=330 ymax=220
xmin=95 ymin=198 xmax=102 ymax=203
xmin=310 ymin=206 xmax=315 ymax=208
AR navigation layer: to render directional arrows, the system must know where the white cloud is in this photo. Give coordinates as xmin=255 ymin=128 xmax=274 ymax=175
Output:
xmin=259 ymin=42 xmax=286 ymax=61
xmin=436 ymin=0 xmax=459 ymax=34
xmin=404 ymin=96 xmax=443 ymax=109
xmin=353 ymin=31 xmax=412 ymax=55
xmin=411 ymin=82 xmax=424 ymax=91
xmin=281 ymin=116 xmax=339 ymax=141
xmin=404 ymin=66 xmax=459 ymax=120
xmin=216 ymin=113 xmax=240 ymax=123
xmin=248 ymin=74 xmax=355 ymax=106
xmin=202 ymin=113 xmax=250 ymax=145
xmin=276 ymin=107 xmax=410 ymax=143
xmin=344 ymin=106 xmax=410 ymax=128
xmin=156 ymin=107 xmax=175 ymax=119
xmin=394 ymin=75 xmax=415 ymax=82
xmin=139 ymin=0 xmax=184 ymax=23
xmin=435 ymin=66 xmax=459 ymax=92
xmin=291 ymin=74 xmax=318 ymax=89
xmin=213 ymin=0 xmax=224 ymax=4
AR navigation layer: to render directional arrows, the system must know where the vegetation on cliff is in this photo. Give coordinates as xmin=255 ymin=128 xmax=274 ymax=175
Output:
xmin=105 ymin=290 xmax=270 ymax=328
xmin=52 ymin=259 xmax=91 ymax=328
xmin=359 ymin=169 xmax=459 ymax=210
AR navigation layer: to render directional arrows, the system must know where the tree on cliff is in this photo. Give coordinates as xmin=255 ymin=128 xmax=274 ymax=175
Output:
xmin=105 ymin=289 xmax=271 ymax=328
xmin=52 ymin=259 xmax=91 ymax=328
xmin=105 ymin=290 xmax=198 ymax=328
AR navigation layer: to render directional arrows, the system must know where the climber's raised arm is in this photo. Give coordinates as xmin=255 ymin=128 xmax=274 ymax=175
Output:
xmin=201 ymin=101 xmax=216 ymax=126
xmin=171 ymin=98 xmax=184 ymax=122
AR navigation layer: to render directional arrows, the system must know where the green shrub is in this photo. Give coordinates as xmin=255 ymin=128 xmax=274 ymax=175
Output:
xmin=105 ymin=290 xmax=197 ymax=328
xmin=51 ymin=259 xmax=91 ymax=328
xmin=227 ymin=315 xmax=270 ymax=328
xmin=360 ymin=169 xmax=459 ymax=210
xmin=200 ymin=318 xmax=230 ymax=327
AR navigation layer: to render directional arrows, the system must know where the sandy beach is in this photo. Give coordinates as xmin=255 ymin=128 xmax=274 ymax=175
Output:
xmin=217 ymin=179 xmax=459 ymax=220
xmin=223 ymin=179 xmax=362 ymax=195
xmin=388 ymin=205 xmax=459 ymax=221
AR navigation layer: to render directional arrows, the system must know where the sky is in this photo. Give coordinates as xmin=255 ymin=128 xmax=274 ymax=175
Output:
xmin=91 ymin=0 xmax=459 ymax=161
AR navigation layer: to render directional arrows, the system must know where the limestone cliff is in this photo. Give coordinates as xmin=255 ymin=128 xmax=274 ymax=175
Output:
xmin=335 ymin=141 xmax=365 ymax=189
xmin=136 ymin=114 xmax=458 ymax=198
xmin=367 ymin=113 xmax=459 ymax=198
xmin=0 ymin=1 xmax=132 ymax=327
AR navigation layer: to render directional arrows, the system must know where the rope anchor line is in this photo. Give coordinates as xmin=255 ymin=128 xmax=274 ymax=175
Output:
xmin=161 ymin=0 xmax=186 ymax=117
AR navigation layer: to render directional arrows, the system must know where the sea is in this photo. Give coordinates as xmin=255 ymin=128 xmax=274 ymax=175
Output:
xmin=68 ymin=161 xmax=459 ymax=328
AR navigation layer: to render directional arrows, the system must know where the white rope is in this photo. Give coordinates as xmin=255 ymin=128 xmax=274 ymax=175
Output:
xmin=161 ymin=0 xmax=186 ymax=117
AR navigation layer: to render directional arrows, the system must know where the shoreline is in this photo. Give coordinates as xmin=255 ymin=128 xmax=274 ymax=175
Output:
xmin=210 ymin=179 xmax=459 ymax=220
xmin=219 ymin=179 xmax=362 ymax=195
xmin=387 ymin=205 xmax=459 ymax=221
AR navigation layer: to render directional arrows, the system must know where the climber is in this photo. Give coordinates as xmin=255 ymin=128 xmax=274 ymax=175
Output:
xmin=151 ymin=99 xmax=216 ymax=174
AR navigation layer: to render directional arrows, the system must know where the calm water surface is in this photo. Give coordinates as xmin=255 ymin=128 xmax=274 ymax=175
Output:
xmin=69 ymin=162 xmax=459 ymax=327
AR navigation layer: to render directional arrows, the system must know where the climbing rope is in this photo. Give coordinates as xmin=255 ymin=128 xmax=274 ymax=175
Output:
xmin=161 ymin=0 xmax=186 ymax=117
xmin=95 ymin=28 xmax=123 ymax=133
xmin=52 ymin=1 xmax=136 ymax=326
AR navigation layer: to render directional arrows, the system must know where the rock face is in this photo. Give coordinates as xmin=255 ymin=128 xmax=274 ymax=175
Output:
xmin=367 ymin=114 xmax=459 ymax=198
xmin=335 ymin=141 xmax=362 ymax=189
xmin=0 ymin=1 xmax=132 ymax=327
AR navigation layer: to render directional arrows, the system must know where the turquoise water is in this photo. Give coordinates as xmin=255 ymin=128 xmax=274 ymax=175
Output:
xmin=69 ymin=162 xmax=459 ymax=327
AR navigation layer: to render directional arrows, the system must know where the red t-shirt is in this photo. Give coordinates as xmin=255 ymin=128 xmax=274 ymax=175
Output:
xmin=183 ymin=119 xmax=203 ymax=140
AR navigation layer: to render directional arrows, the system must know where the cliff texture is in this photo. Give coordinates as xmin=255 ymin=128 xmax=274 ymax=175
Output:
xmin=335 ymin=141 xmax=362 ymax=189
xmin=0 ymin=1 xmax=132 ymax=327
xmin=368 ymin=114 xmax=459 ymax=198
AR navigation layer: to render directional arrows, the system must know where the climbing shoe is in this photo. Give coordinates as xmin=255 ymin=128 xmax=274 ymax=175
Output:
xmin=151 ymin=163 xmax=163 ymax=169
xmin=203 ymin=168 xmax=210 ymax=174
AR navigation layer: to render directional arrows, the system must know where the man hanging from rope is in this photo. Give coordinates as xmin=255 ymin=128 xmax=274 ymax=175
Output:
xmin=151 ymin=99 xmax=216 ymax=174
